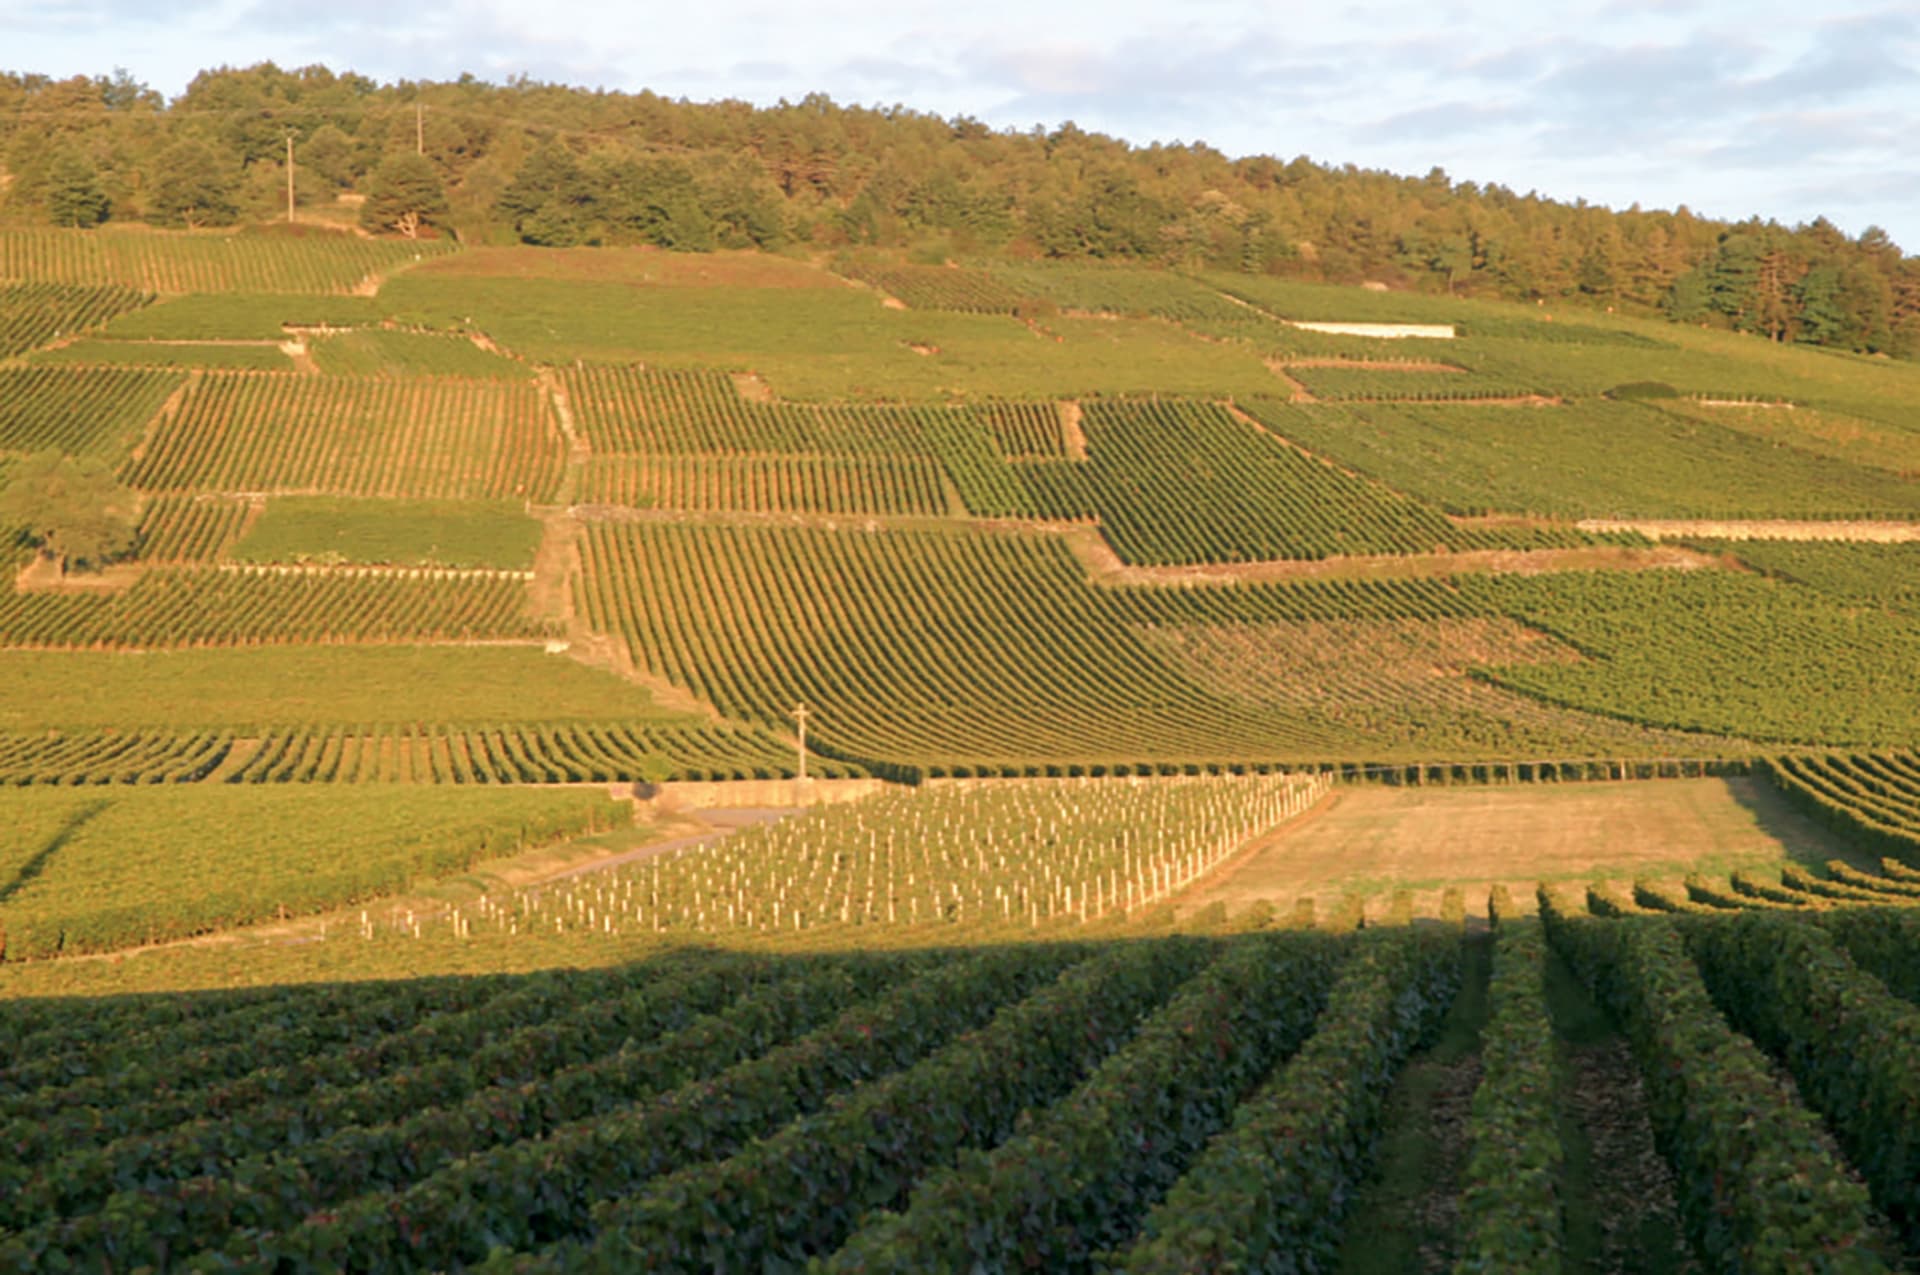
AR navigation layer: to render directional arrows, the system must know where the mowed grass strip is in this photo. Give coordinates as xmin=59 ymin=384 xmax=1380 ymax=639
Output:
xmin=231 ymin=497 xmax=543 ymax=570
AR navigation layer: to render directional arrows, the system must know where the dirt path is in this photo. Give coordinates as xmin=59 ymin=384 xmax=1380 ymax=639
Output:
xmin=1546 ymin=950 xmax=1699 ymax=1272
xmin=1058 ymin=400 xmax=1089 ymax=459
xmin=1578 ymin=517 xmax=1920 ymax=542
xmin=528 ymin=507 xmax=579 ymax=629
xmin=1262 ymin=358 xmax=1315 ymax=402
xmin=1337 ymin=935 xmax=1489 ymax=1272
xmin=537 ymin=367 xmax=591 ymax=506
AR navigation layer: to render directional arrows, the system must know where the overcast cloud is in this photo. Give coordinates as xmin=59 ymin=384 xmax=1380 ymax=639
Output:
xmin=4 ymin=0 xmax=1916 ymax=249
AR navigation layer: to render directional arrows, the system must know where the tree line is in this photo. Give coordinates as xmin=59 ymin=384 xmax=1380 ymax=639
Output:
xmin=2 ymin=63 xmax=1915 ymax=356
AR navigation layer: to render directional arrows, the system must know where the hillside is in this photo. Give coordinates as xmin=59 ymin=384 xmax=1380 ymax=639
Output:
xmin=9 ymin=224 xmax=1920 ymax=1269
xmin=4 ymin=64 xmax=1917 ymax=361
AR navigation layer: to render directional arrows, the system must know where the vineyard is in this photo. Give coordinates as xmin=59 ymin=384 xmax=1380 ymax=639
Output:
xmin=11 ymin=896 xmax=1920 ymax=1268
xmin=0 ymin=646 xmax=686 ymax=731
xmin=832 ymin=259 xmax=1034 ymax=313
xmin=1280 ymin=362 xmax=1548 ymax=402
xmin=28 ymin=340 xmax=294 ymax=371
xmin=1248 ymin=396 xmax=1920 ymax=519
xmin=0 ymin=365 xmax=182 ymax=458
xmin=0 ymin=227 xmax=457 ymax=294
xmin=985 ymin=262 xmax=1251 ymax=321
xmin=1044 ymin=399 xmax=1605 ymax=563
xmin=131 ymin=495 xmax=255 ymax=562
xmin=0 ymin=720 xmax=812 ymax=788
xmin=576 ymin=519 xmax=1460 ymax=774
xmin=1699 ymin=539 xmax=1920 ymax=613
xmin=218 ymin=720 xmax=824 ymax=784
xmin=0 ymin=565 xmax=544 ymax=649
xmin=0 ymin=281 xmax=151 ymax=358
xmin=399 ymin=774 xmax=1330 ymax=939
xmin=0 ymin=785 xmax=623 ymax=959
xmin=8 ymin=130 xmax=1920 ymax=1275
xmin=123 ymin=372 xmax=566 ymax=500
xmin=1464 ymin=570 xmax=1920 ymax=747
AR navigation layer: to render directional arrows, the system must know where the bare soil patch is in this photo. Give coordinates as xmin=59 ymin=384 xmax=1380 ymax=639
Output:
xmin=1058 ymin=400 xmax=1088 ymax=460
xmin=1065 ymin=526 xmax=1721 ymax=586
xmin=1173 ymin=777 xmax=1853 ymax=920
xmin=1138 ymin=618 xmax=1739 ymax=761
xmin=528 ymin=509 xmax=578 ymax=627
xmin=13 ymin=557 xmax=146 ymax=594
xmin=1579 ymin=517 xmax=1920 ymax=542
xmin=731 ymin=371 xmax=775 ymax=403
xmin=1262 ymin=357 xmax=1314 ymax=402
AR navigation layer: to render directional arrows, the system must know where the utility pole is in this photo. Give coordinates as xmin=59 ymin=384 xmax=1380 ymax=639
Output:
xmin=415 ymin=102 xmax=424 ymax=155
xmin=284 ymin=131 xmax=295 ymax=225
xmin=793 ymin=701 xmax=810 ymax=783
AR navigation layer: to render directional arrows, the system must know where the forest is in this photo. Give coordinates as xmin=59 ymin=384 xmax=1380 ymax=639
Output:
xmin=1 ymin=62 xmax=1917 ymax=358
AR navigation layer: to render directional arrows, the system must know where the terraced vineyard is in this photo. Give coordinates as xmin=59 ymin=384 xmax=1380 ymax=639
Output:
xmin=7 ymin=94 xmax=1920 ymax=1275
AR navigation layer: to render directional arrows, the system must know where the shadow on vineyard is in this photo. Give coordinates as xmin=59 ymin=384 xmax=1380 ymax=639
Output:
xmin=7 ymin=903 xmax=1920 ymax=1270
xmin=0 ymin=799 xmax=105 ymax=907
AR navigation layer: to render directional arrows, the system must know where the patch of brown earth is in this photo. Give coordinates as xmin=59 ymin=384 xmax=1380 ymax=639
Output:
xmin=1058 ymin=400 xmax=1088 ymax=459
xmin=13 ymin=556 xmax=146 ymax=594
xmin=1578 ymin=517 xmax=1920 ymax=542
xmin=1064 ymin=525 xmax=1722 ymax=586
xmin=1275 ymin=357 xmax=1464 ymax=372
xmin=731 ymin=371 xmax=775 ymax=403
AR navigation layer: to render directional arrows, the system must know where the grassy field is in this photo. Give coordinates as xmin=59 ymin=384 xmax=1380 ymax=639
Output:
xmin=1172 ymin=777 xmax=1852 ymax=917
xmin=231 ymin=497 xmax=543 ymax=569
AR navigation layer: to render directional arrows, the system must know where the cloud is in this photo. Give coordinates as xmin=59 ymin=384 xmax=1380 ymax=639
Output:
xmin=1358 ymin=100 xmax=1529 ymax=143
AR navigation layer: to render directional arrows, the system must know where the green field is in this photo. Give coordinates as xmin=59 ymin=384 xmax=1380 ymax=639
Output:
xmin=231 ymin=497 xmax=543 ymax=569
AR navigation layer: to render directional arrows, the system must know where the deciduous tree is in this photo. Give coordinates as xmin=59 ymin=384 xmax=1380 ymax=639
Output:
xmin=0 ymin=451 xmax=139 ymax=573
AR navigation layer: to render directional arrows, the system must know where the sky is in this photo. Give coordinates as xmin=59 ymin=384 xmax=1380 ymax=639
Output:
xmin=6 ymin=0 xmax=1918 ymax=251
